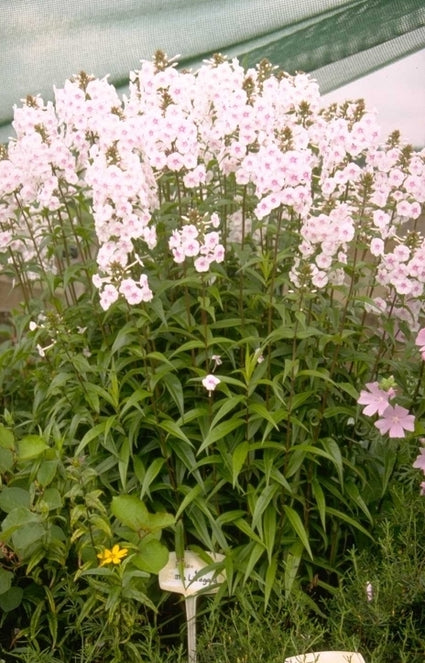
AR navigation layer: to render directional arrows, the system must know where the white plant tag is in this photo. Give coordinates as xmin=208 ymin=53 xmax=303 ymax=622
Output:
xmin=159 ymin=550 xmax=225 ymax=663
xmin=159 ymin=550 xmax=225 ymax=596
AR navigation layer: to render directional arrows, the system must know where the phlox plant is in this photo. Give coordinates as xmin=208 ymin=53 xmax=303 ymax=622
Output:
xmin=0 ymin=49 xmax=425 ymax=656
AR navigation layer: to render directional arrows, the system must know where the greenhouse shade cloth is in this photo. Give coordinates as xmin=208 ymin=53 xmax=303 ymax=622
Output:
xmin=1 ymin=0 xmax=424 ymax=143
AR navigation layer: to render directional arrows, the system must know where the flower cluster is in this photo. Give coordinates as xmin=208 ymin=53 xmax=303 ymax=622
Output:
xmin=0 ymin=53 xmax=424 ymax=320
xmin=168 ymin=211 xmax=225 ymax=272
xmin=357 ymin=379 xmax=415 ymax=438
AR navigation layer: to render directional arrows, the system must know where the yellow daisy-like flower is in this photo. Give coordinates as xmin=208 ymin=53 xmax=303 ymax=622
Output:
xmin=97 ymin=544 xmax=128 ymax=567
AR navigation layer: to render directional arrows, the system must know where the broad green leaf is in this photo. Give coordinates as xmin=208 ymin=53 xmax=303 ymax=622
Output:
xmin=41 ymin=488 xmax=63 ymax=511
xmin=12 ymin=522 xmax=45 ymax=559
xmin=18 ymin=435 xmax=49 ymax=461
xmin=148 ymin=511 xmax=175 ymax=531
xmin=0 ymin=586 xmax=23 ymax=612
xmin=111 ymin=495 xmax=150 ymax=531
xmin=111 ymin=495 xmax=174 ymax=534
xmin=0 ymin=425 xmax=14 ymax=450
xmin=1 ymin=507 xmax=42 ymax=540
xmin=0 ymin=487 xmax=30 ymax=513
xmin=0 ymin=568 xmax=13 ymax=594
xmin=37 ymin=459 xmax=59 ymax=487
xmin=133 ymin=539 xmax=169 ymax=574
xmin=0 ymin=448 xmax=14 ymax=473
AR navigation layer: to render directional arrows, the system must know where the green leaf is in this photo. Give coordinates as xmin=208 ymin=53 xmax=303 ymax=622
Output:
xmin=263 ymin=504 xmax=277 ymax=564
xmin=0 ymin=487 xmax=30 ymax=513
xmin=210 ymin=395 xmax=246 ymax=429
xmin=284 ymin=542 xmax=303 ymax=597
xmin=320 ymin=438 xmax=344 ymax=487
xmin=234 ymin=519 xmax=264 ymax=546
xmin=264 ymin=555 xmax=278 ymax=607
xmin=0 ymin=568 xmax=13 ymax=594
xmin=0 ymin=448 xmax=14 ymax=473
xmin=283 ymin=506 xmax=313 ymax=559
xmin=251 ymin=484 xmax=278 ymax=532
xmin=248 ymin=402 xmax=280 ymax=430
xmin=111 ymin=495 xmax=149 ymax=531
xmin=311 ymin=478 xmax=326 ymax=532
xmin=243 ymin=542 xmax=265 ymax=582
xmin=75 ymin=418 xmax=117 ymax=455
xmin=339 ymin=382 xmax=359 ymax=400
xmin=133 ymin=539 xmax=169 ymax=574
xmin=12 ymin=521 xmax=45 ymax=559
xmin=0 ymin=425 xmax=14 ymax=450
xmin=18 ymin=435 xmax=49 ymax=461
xmin=175 ymin=484 xmax=203 ymax=521
xmin=111 ymin=495 xmax=174 ymax=534
xmin=37 ymin=459 xmax=59 ymax=487
xmin=162 ymin=372 xmax=184 ymax=417
xmin=41 ymin=488 xmax=63 ymax=511
xmin=0 ymin=586 xmax=23 ymax=612
xmin=158 ymin=419 xmax=193 ymax=446
xmin=140 ymin=457 xmax=165 ymax=500
xmin=199 ymin=418 xmax=245 ymax=454
xmin=232 ymin=442 xmax=249 ymax=487
xmin=326 ymin=506 xmax=374 ymax=539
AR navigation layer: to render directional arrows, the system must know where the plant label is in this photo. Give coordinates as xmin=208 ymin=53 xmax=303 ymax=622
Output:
xmin=159 ymin=550 xmax=225 ymax=596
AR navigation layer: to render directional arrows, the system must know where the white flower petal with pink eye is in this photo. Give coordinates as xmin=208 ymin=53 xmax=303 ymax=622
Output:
xmin=182 ymin=238 xmax=200 ymax=257
xmin=370 ymin=238 xmax=384 ymax=257
xmin=181 ymin=224 xmax=198 ymax=240
xmin=172 ymin=248 xmax=186 ymax=264
xmin=99 ymin=284 xmax=119 ymax=311
xmin=213 ymin=244 xmax=225 ymax=263
xmin=202 ymin=374 xmax=221 ymax=393
xmin=194 ymin=256 xmax=211 ymax=272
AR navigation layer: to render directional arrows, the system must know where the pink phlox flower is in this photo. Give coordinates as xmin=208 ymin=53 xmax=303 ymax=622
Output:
xmin=357 ymin=381 xmax=395 ymax=416
xmin=420 ymin=482 xmax=425 ymax=496
xmin=412 ymin=447 xmax=425 ymax=474
xmin=374 ymin=404 xmax=415 ymax=438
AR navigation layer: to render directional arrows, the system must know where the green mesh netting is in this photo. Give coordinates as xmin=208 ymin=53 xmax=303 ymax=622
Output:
xmin=1 ymin=0 xmax=424 ymax=142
